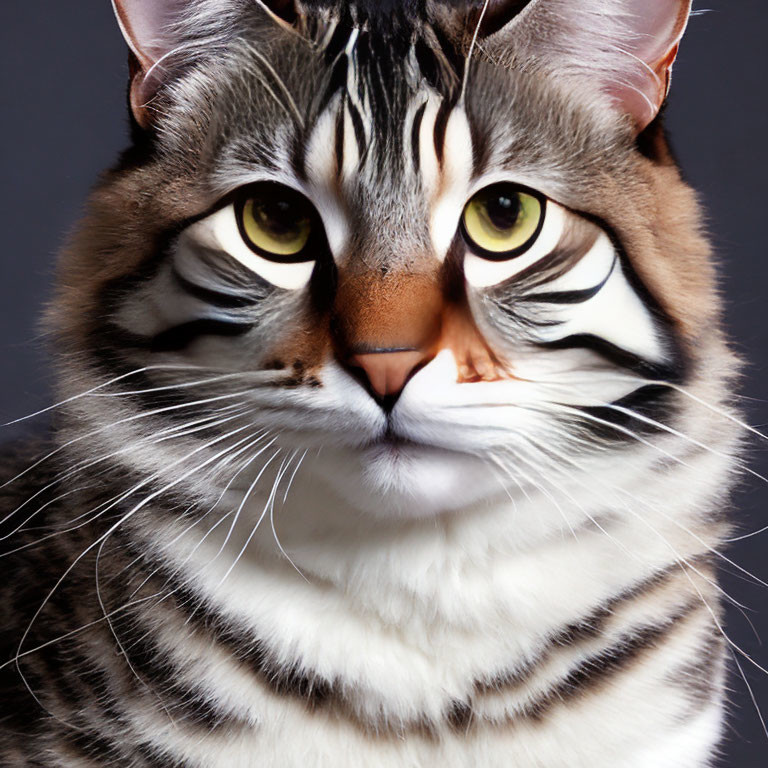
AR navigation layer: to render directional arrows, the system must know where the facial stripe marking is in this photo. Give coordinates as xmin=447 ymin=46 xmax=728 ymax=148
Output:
xmin=334 ymin=103 xmax=345 ymax=179
xmin=410 ymin=101 xmax=428 ymax=174
xmin=430 ymin=107 xmax=475 ymax=260
xmin=343 ymin=28 xmax=372 ymax=151
xmin=517 ymin=256 xmax=617 ymax=305
xmin=344 ymin=98 xmax=368 ymax=171
xmin=537 ymin=254 xmax=670 ymax=365
xmin=470 ymin=222 xmax=677 ymax=379
xmin=170 ymin=268 xmax=256 ymax=310
xmin=535 ymin=334 xmax=678 ymax=380
xmin=432 ymin=96 xmax=454 ymax=168
xmin=149 ymin=319 xmax=253 ymax=353
xmin=418 ymin=94 xmax=442 ymax=197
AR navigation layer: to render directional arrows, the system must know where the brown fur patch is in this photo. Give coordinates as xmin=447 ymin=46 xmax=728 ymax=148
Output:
xmin=332 ymin=269 xmax=444 ymax=355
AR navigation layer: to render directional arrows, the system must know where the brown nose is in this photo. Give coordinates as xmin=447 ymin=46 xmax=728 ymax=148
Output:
xmin=351 ymin=350 xmax=431 ymax=399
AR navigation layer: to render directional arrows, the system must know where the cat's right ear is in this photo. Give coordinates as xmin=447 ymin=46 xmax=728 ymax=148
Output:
xmin=112 ymin=0 xmax=298 ymax=128
xmin=111 ymin=0 xmax=188 ymax=128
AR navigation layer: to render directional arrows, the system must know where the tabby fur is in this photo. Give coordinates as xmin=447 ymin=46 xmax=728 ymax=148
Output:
xmin=0 ymin=1 xmax=742 ymax=766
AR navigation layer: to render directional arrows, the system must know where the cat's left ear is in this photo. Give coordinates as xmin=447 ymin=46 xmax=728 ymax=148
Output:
xmin=466 ymin=0 xmax=692 ymax=132
xmin=111 ymin=0 xmax=297 ymax=128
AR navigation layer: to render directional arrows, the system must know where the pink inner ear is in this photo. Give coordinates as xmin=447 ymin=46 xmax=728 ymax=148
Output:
xmin=112 ymin=0 xmax=187 ymax=71
xmin=610 ymin=0 xmax=691 ymax=129
xmin=623 ymin=0 xmax=690 ymax=64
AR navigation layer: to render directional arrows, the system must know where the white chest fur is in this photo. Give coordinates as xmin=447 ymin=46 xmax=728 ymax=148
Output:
xmin=141 ymin=444 xmax=729 ymax=768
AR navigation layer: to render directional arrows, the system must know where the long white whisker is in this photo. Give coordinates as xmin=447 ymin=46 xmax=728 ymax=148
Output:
xmin=215 ymin=437 xmax=281 ymax=560
xmin=1 ymin=365 xmax=205 ymax=427
xmin=519 ymin=423 xmax=754 ymax=612
xmin=605 ymin=402 xmax=768 ymax=490
xmin=2 ymin=398 xmax=246 ymax=491
xmin=539 ymin=402 xmax=768 ymax=594
xmin=0 ymin=407 xmax=253 ymax=543
xmin=89 ymin=371 xmax=277 ymax=398
xmin=486 ymin=450 xmax=578 ymax=541
xmin=1 ymin=396 xmax=252 ymax=520
xmin=122 ymin=430 xmax=274 ymax=598
xmin=271 ymin=450 xmax=309 ymax=582
xmin=217 ymin=449 xmax=283 ymax=587
xmin=731 ymin=650 xmax=768 ymax=742
xmin=510 ymin=438 xmax=643 ymax=563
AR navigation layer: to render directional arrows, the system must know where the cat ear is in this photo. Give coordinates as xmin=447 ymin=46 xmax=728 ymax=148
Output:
xmin=111 ymin=0 xmax=190 ymax=127
xmin=606 ymin=0 xmax=692 ymax=129
xmin=111 ymin=0 xmax=297 ymax=128
xmin=477 ymin=0 xmax=692 ymax=131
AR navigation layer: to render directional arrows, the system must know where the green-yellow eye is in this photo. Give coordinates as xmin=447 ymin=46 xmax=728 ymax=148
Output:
xmin=237 ymin=184 xmax=314 ymax=262
xmin=462 ymin=184 xmax=545 ymax=259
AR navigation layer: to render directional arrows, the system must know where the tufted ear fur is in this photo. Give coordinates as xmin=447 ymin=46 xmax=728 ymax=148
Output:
xmin=111 ymin=0 xmax=297 ymax=128
xmin=463 ymin=0 xmax=692 ymax=132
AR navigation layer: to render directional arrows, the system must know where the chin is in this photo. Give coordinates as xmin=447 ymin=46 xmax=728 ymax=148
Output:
xmin=318 ymin=440 xmax=500 ymax=519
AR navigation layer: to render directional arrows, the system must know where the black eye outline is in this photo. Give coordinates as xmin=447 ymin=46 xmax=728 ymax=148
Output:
xmin=460 ymin=182 xmax=548 ymax=262
xmin=234 ymin=181 xmax=325 ymax=265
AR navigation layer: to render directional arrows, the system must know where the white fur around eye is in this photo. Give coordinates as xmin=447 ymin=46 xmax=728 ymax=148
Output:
xmin=463 ymin=202 xmax=567 ymax=289
xmin=429 ymin=108 xmax=475 ymax=259
xmin=185 ymin=205 xmax=316 ymax=291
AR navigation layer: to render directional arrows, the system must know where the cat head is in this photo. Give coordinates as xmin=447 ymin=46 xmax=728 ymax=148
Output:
xmin=51 ymin=0 xmax=728 ymax=523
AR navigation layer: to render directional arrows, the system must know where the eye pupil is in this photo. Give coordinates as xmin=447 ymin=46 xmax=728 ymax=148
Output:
xmin=486 ymin=195 xmax=521 ymax=231
xmin=257 ymin=201 xmax=302 ymax=235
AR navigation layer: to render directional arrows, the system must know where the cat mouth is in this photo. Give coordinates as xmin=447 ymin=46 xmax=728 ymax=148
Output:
xmin=365 ymin=425 xmax=420 ymax=451
xmin=364 ymin=424 xmax=465 ymax=459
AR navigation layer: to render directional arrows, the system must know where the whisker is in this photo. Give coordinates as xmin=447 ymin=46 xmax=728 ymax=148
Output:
xmin=732 ymin=650 xmax=768 ymax=742
xmin=120 ymin=430 xmax=274 ymax=598
xmin=543 ymin=402 xmax=768 ymax=594
xmin=1 ymin=391 xmax=253 ymax=494
xmin=514 ymin=414 xmax=758 ymax=610
xmin=1 ymin=365 xmax=207 ymax=427
xmin=217 ymin=449 xmax=283 ymax=588
xmin=459 ymin=0 xmax=491 ymax=104
xmin=486 ymin=450 xmax=579 ymax=541
xmin=0 ymin=422 xmax=259 ymax=560
xmin=89 ymin=371 xmax=281 ymax=398
xmin=605 ymin=402 xmax=768 ymax=490
xmin=214 ymin=437 xmax=282 ymax=561
xmin=506 ymin=439 xmax=643 ymax=563
xmin=271 ymin=450 xmax=310 ymax=582
xmin=0 ymin=407 xmax=253 ymax=543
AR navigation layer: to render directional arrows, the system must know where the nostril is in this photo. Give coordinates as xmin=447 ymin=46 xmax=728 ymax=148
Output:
xmin=349 ymin=349 xmax=431 ymax=403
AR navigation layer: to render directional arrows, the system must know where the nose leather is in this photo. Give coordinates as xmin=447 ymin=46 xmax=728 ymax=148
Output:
xmin=351 ymin=350 xmax=429 ymax=399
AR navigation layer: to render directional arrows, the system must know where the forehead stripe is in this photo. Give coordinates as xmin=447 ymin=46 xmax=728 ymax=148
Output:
xmin=410 ymin=101 xmax=428 ymax=173
xmin=334 ymin=103 xmax=345 ymax=178
xmin=432 ymin=98 xmax=455 ymax=168
xmin=345 ymin=98 xmax=368 ymax=166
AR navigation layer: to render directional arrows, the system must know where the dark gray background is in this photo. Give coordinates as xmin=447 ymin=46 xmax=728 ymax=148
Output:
xmin=0 ymin=1 xmax=766 ymax=764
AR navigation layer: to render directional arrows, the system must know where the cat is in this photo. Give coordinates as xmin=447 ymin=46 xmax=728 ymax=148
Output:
xmin=0 ymin=0 xmax=744 ymax=765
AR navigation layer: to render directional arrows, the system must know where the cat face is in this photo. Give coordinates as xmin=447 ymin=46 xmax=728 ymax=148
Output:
xmin=53 ymin=0 xmax=718 ymax=521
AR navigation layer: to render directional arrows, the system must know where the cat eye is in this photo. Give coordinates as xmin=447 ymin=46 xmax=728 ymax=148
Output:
xmin=461 ymin=184 xmax=546 ymax=260
xmin=236 ymin=183 xmax=316 ymax=263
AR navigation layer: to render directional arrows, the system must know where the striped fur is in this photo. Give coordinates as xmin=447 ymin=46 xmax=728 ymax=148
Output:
xmin=0 ymin=1 xmax=742 ymax=766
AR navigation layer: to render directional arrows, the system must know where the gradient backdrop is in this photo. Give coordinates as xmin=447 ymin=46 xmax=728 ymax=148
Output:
xmin=1 ymin=2 xmax=766 ymax=765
